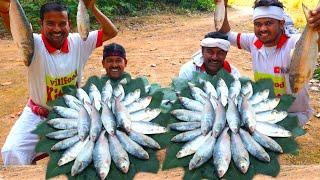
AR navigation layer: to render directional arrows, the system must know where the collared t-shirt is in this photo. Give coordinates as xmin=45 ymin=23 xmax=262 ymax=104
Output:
xmin=179 ymin=50 xmax=241 ymax=80
xmin=28 ymin=30 xmax=103 ymax=108
xmin=227 ymin=31 xmax=312 ymax=117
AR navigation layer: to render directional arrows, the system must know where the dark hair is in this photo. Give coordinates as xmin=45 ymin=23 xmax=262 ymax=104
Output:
xmin=40 ymin=2 xmax=69 ymax=21
xmin=103 ymin=43 xmax=126 ymax=60
xmin=253 ymin=0 xmax=284 ymax=9
xmin=204 ymin=31 xmax=228 ymax=40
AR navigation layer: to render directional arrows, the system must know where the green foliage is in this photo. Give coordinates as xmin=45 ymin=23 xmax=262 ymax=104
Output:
xmin=162 ymin=69 xmax=304 ymax=180
xmin=18 ymin=0 xmax=215 ymax=32
xmin=33 ymin=73 xmax=174 ymax=180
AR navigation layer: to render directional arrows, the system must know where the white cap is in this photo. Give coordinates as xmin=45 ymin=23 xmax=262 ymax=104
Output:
xmin=200 ymin=38 xmax=230 ymax=52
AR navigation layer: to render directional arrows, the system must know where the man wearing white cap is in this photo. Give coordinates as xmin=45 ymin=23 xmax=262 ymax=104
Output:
xmin=216 ymin=0 xmax=320 ymax=126
xmin=179 ymin=32 xmax=240 ymax=80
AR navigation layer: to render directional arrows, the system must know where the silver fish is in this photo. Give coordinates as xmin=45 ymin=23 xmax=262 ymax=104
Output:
xmin=128 ymin=130 xmax=161 ymax=149
xmin=131 ymin=121 xmax=167 ymax=135
xmin=53 ymin=106 xmax=79 ymax=119
xmin=213 ymin=128 xmax=231 ymax=178
xmin=116 ymin=130 xmax=149 ymax=160
xmin=188 ymin=82 xmax=207 ymax=104
xmin=171 ymin=109 xmax=202 ymax=122
xmin=239 ymin=129 xmax=270 ymax=162
xmin=252 ymin=98 xmax=281 ymax=113
xmin=130 ymin=108 xmax=161 ymax=122
xmin=230 ymin=132 xmax=250 ymax=174
xmin=126 ymin=96 xmax=152 ymax=113
xmin=58 ymin=137 xmax=89 ymax=166
xmin=46 ymin=129 xmax=78 ymax=140
xmin=47 ymin=118 xmax=78 ymax=130
xmin=249 ymin=89 xmax=269 ymax=105
xmin=211 ymin=97 xmax=226 ymax=137
xmin=214 ymin=0 xmax=225 ymax=31
xmin=122 ymin=89 xmax=141 ymax=106
xmin=77 ymin=0 xmax=90 ymax=41
xmin=252 ymin=131 xmax=283 ymax=153
xmin=255 ymin=110 xmax=288 ymax=124
xmin=93 ymin=131 xmax=111 ymax=180
xmin=256 ymin=121 xmax=292 ymax=137
xmin=178 ymin=96 xmax=204 ymax=112
xmin=240 ymin=95 xmax=256 ymax=133
xmin=114 ymin=95 xmax=132 ymax=132
xmin=228 ymin=78 xmax=241 ymax=104
xmin=171 ymin=128 xmax=202 ymax=143
xmin=76 ymin=88 xmax=91 ymax=104
xmin=203 ymin=80 xmax=218 ymax=99
xmin=101 ymin=101 xmax=117 ymax=135
xmin=176 ymin=132 xmax=211 ymax=158
xmin=226 ymin=97 xmax=241 ymax=133
xmin=170 ymin=122 xmax=201 ymax=131
xmin=113 ymin=84 xmax=125 ymax=101
xmin=9 ymin=0 xmax=34 ymax=66
xmin=189 ymin=133 xmax=216 ymax=170
xmin=77 ymin=103 xmax=91 ymax=141
xmin=89 ymin=84 xmax=102 ymax=111
xmin=71 ymin=139 xmax=94 ymax=176
xmin=201 ymin=94 xmax=215 ymax=135
xmin=63 ymin=94 xmax=81 ymax=111
xmin=86 ymin=102 xmax=102 ymax=142
xmin=216 ymin=78 xmax=228 ymax=106
xmin=51 ymin=135 xmax=80 ymax=151
xmin=101 ymin=80 xmax=113 ymax=106
xmin=289 ymin=2 xmax=320 ymax=93
xmin=108 ymin=134 xmax=130 ymax=173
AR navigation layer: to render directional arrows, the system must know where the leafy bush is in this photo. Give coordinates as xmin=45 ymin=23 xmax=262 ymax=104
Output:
xmin=15 ymin=0 xmax=215 ymax=32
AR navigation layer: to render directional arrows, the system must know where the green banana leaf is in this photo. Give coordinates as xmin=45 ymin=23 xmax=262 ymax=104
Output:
xmin=162 ymin=69 xmax=305 ymax=180
xmin=32 ymin=72 xmax=172 ymax=180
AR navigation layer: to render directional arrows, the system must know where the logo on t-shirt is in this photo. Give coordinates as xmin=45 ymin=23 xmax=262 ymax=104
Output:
xmin=45 ymin=70 xmax=78 ymax=102
xmin=274 ymin=66 xmax=289 ymax=74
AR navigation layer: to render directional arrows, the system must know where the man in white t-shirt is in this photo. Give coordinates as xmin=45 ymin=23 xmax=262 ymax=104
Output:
xmin=179 ymin=32 xmax=240 ymax=80
xmin=215 ymin=0 xmax=320 ymax=126
xmin=0 ymin=1 xmax=118 ymax=165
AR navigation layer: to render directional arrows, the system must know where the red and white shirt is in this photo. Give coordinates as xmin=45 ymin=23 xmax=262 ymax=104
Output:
xmin=227 ymin=31 xmax=312 ymax=122
xmin=179 ymin=50 xmax=240 ymax=80
xmin=28 ymin=30 xmax=103 ymax=108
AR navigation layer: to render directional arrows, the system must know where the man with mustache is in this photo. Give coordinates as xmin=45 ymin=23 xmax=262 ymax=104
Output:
xmin=216 ymin=0 xmax=320 ymax=126
xmin=102 ymin=43 xmax=127 ymax=80
xmin=179 ymin=31 xmax=240 ymax=80
xmin=0 ymin=1 xmax=117 ymax=165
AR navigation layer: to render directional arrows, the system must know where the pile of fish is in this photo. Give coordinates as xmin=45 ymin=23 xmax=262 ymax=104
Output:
xmin=46 ymin=79 xmax=167 ymax=179
xmin=170 ymin=78 xmax=291 ymax=178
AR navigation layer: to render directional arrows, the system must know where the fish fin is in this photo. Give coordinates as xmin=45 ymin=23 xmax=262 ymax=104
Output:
xmin=302 ymin=3 xmax=311 ymax=21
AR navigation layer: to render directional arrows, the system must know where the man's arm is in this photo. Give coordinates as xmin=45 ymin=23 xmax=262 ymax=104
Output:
xmin=214 ymin=0 xmax=230 ymax=34
xmin=0 ymin=0 xmax=10 ymax=30
xmin=85 ymin=0 xmax=118 ymax=42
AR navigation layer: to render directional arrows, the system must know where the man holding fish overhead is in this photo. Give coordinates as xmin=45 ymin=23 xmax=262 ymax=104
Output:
xmin=215 ymin=0 xmax=320 ymax=126
xmin=0 ymin=0 xmax=117 ymax=165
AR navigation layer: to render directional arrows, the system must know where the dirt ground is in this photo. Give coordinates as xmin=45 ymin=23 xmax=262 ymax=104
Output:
xmin=0 ymin=6 xmax=319 ymax=179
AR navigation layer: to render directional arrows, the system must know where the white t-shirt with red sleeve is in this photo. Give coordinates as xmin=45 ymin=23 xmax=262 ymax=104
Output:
xmin=28 ymin=30 xmax=103 ymax=108
xmin=227 ymin=31 xmax=313 ymax=125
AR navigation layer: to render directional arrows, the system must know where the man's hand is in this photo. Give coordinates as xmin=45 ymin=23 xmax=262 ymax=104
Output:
xmin=84 ymin=0 xmax=96 ymax=11
xmin=0 ymin=0 xmax=10 ymax=13
xmin=213 ymin=0 xmax=228 ymax=5
xmin=308 ymin=7 xmax=320 ymax=31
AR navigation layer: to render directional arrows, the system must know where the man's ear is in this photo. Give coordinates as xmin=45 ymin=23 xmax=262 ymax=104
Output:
xmin=68 ymin=20 xmax=72 ymax=29
xmin=124 ymin=59 xmax=128 ymax=66
xmin=280 ymin=20 xmax=285 ymax=30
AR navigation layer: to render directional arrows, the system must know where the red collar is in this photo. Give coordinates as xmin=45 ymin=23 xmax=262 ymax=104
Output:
xmin=41 ymin=32 xmax=69 ymax=54
xmin=199 ymin=60 xmax=232 ymax=74
xmin=254 ymin=33 xmax=289 ymax=49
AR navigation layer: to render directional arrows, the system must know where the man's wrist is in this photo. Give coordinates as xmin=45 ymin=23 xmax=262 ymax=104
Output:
xmin=0 ymin=8 xmax=9 ymax=15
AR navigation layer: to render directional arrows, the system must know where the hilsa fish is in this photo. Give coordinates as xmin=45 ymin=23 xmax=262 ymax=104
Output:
xmin=9 ymin=0 xmax=34 ymax=66
xmin=77 ymin=0 xmax=90 ymax=41
xmin=289 ymin=2 xmax=320 ymax=93
xmin=214 ymin=0 xmax=225 ymax=31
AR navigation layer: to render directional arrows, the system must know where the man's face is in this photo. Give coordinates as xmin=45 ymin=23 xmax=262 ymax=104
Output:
xmin=102 ymin=56 xmax=127 ymax=79
xmin=202 ymin=47 xmax=227 ymax=75
xmin=253 ymin=17 xmax=284 ymax=46
xmin=41 ymin=11 xmax=70 ymax=49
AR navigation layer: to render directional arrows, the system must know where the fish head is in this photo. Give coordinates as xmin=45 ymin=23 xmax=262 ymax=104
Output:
xmin=239 ymin=161 xmax=249 ymax=173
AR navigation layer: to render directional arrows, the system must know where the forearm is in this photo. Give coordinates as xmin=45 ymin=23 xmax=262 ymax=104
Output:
xmin=0 ymin=1 xmax=10 ymax=30
xmin=218 ymin=5 xmax=231 ymax=34
xmin=91 ymin=5 xmax=118 ymax=42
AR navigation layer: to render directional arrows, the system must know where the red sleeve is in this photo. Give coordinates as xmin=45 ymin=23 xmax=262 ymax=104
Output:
xmin=96 ymin=30 xmax=103 ymax=48
xmin=236 ymin=33 xmax=242 ymax=49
